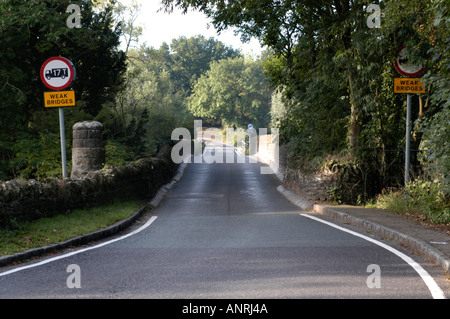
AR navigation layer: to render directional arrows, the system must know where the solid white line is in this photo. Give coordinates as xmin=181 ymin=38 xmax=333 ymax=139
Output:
xmin=300 ymin=213 xmax=446 ymax=299
xmin=0 ymin=216 xmax=158 ymax=277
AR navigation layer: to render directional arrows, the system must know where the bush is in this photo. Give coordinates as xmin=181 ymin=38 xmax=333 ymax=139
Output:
xmin=405 ymin=180 xmax=450 ymax=224
xmin=375 ymin=180 xmax=450 ymax=224
xmin=12 ymin=132 xmax=67 ymax=180
xmin=420 ymin=105 xmax=450 ymax=193
xmin=105 ymin=140 xmax=134 ymax=167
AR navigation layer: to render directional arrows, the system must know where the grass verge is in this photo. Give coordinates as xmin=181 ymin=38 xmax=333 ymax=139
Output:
xmin=369 ymin=180 xmax=450 ymax=225
xmin=0 ymin=199 xmax=143 ymax=257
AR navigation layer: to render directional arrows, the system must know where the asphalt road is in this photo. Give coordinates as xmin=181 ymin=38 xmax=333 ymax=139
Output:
xmin=0 ymin=141 xmax=446 ymax=299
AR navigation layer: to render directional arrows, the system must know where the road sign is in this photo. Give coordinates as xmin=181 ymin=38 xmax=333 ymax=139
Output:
xmin=44 ymin=91 xmax=76 ymax=108
xmin=40 ymin=57 xmax=76 ymax=179
xmin=393 ymin=76 xmax=426 ymax=185
xmin=394 ymin=45 xmax=425 ymax=77
xmin=40 ymin=57 xmax=76 ymax=90
xmin=394 ymin=78 xmax=425 ymax=94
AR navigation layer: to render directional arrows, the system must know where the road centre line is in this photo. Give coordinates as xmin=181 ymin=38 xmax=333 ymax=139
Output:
xmin=300 ymin=213 xmax=446 ymax=299
xmin=0 ymin=216 xmax=158 ymax=278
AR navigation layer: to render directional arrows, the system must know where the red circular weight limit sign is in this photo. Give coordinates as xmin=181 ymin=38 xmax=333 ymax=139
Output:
xmin=40 ymin=57 xmax=76 ymax=90
xmin=394 ymin=45 xmax=425 ymax=77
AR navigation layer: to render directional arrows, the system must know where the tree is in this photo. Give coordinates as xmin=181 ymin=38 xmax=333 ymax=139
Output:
xmin=95 ymin=32 xmax=244 ymax=162
xmin=96 ymin=0 xmax=143 ymax=55
xmin=161 ymin=0 xmax=364 ymax=148
xmin=189 ymin=56 xmax=272 ymax=128
xmin=99 ymin=45 xmax=189 ymax=156
xmin=412 ymin=0 xmax=450 ymax=191
xmin=168 ymin=35 xmax=241 ymax=96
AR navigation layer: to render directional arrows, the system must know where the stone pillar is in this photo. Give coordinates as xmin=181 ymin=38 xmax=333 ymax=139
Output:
xmin=71 ymin=121 xmax=105 ymax=178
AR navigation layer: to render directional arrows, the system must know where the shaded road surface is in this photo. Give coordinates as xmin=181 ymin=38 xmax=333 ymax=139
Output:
xmin=0 ymin=142 xmax=446 ymax=298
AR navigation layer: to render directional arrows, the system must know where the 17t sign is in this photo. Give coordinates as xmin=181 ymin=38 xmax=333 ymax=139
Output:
xmin=40 ymin=57 xmax=76 ymax=91
xmin=40 ymin=57 xmax=77 ymax=179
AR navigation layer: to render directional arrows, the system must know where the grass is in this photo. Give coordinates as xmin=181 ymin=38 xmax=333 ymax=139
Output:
xmin=368 ymin=180 xmax=450 ymax=225
xmin=0 ymin=199 xmax=144 ymax=257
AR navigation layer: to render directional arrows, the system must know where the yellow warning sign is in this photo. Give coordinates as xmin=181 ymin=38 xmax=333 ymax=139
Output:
xmin=44 ymin=91 xmax=76 ymax=107
xmin=394 ymin=78 xmax=425 ymax=94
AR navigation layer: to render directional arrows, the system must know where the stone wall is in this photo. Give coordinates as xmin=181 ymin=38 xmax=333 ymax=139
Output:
xmin=0 ymin=146 xmax=177 ymax=228
xmin=283 ymin=169 xmax=336 ymax=202
xmin=283 ymin=161 xmax=366 ymax=204
xmin=257 ymin=134 xmax=361 ymax=203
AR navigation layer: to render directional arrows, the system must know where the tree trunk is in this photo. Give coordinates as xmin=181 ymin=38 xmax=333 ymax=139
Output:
xmin=348 ymin=72 xmax=361 ymax=149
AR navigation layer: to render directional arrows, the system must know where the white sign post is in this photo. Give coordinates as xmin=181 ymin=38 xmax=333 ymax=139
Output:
xmin=40 ymin=57 xmax=76 ymax=179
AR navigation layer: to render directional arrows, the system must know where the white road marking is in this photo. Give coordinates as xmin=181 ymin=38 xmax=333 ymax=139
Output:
xmin=1 ymin=206 xmax=445 ymax=299
xmin=300 ymin=213 xmax=446 ymax=299
xmin=0 ymin=216 xmax=158 ymax=277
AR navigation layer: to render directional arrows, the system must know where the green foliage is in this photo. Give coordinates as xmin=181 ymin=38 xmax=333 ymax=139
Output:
xmin=105 ymin=140 xmax=131 ymax=167
xmin=375 ymin=180 xmax=450 ymax=224
xmin=13 ymin=132 xmax=63 ymax=179
xmin=405 ymin=180 xmax=450 ymax=224
xmin=269 ymin=89 xmax=286 ymax=129
xmin=417 ymin=0 xmax=450 ymax=192
xmin=189 ymin=56 xmax=272 ymax=128
xmin=98 ymin=35 xmax=240 ymax=163
xmin=420 ymin=106 xmax=450 ymax=191
xmin=168 ymin=35 xmax=241 ymax=96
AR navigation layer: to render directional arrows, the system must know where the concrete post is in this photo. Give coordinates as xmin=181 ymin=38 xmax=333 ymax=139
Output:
xmin=71 ymin=121 xmax=105 ymax=179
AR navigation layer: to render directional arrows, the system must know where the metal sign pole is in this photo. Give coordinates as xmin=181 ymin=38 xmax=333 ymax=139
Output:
xmin=405 ymin=93 xmax=412 ymax=186
xmin=393 ymin=45 xmax=425 ymax=187
xmin=40 ymin=57 xmax=76 ymax=180
xmin=59 ymin=107 xmax=68 ymax=179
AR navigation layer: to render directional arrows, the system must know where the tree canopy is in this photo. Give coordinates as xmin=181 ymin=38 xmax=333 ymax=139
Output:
xmin=189 ymin=56 xmax=272 ymax=128
xmin=168 ymin=35 xmax=241 ymax=96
